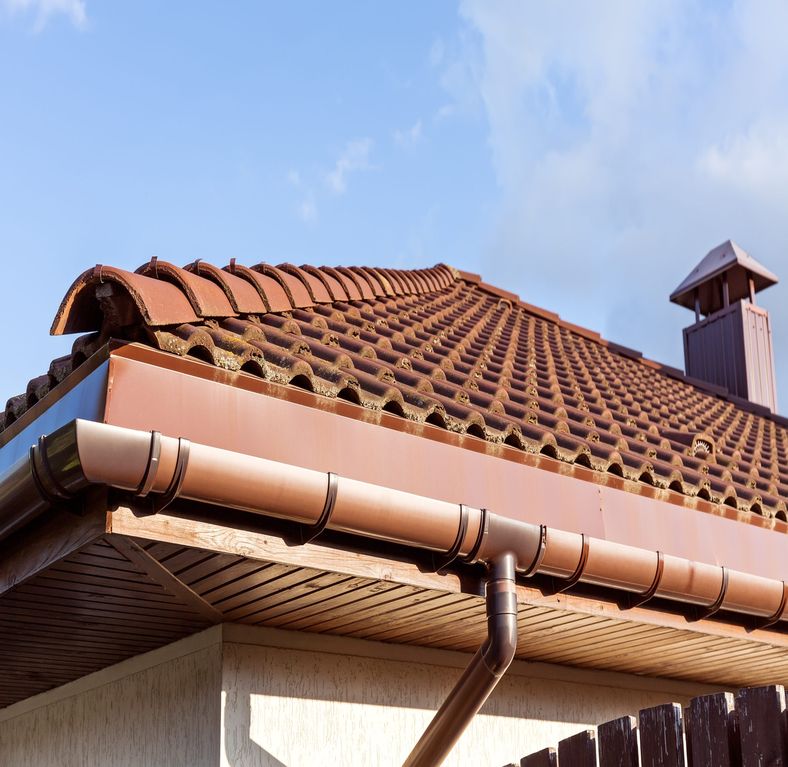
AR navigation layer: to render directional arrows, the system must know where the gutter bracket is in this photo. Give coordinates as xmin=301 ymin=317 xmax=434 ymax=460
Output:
xmin=463 ymin=507 xmax=490 ymax=565
xmin=430 ymin=504 xmax=470 ymax=573
xmin=625 ymin=551 xmax=665 ymax=609
xmin=135 ymin=431 xmax=162 ymax=497
xmin=754 ymin=580 xmax=788 ymax=630
xmin=29 ymin=439 xmax=83 ymax=515
xmin=299 ymin=471 xmax=339 ymax=545
xmin=548 ymin=533 xmax=590 ymax=595
xmin=146 ymin=437 xmax=191 ymax=515
xmin=693 ymin=566 xmax=729 ymax=621
xmin=520 ymin=524 xmax=547 ymax=576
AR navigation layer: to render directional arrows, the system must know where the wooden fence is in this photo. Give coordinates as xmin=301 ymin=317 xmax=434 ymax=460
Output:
xmin=508 ymin=684 xmax=788 ymax=766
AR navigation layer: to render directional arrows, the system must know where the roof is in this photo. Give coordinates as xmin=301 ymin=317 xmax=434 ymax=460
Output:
xmin=670 ymin=239 xmax=778 ymax=315
xmin=4 ymin=258 xmax=788 ymax=520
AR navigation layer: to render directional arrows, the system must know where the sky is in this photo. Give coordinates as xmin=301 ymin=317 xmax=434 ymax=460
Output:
xmin=3 ymin=1 xmax=788 ymax=412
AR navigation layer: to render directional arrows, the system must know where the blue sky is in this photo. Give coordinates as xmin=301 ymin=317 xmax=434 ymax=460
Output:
xmin=3 ymin=1 xmax=788 ymax=411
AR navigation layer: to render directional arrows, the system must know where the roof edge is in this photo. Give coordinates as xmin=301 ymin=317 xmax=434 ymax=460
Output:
xmin=4 ymin=417 xmax=787 ymax=632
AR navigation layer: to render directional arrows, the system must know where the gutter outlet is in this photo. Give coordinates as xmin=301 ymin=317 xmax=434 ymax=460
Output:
xmin=402 ymin=552 xmax=518 ymax=767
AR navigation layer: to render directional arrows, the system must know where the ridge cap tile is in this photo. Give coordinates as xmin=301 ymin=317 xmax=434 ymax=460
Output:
xmin=135 ymin=258 xmax=236 ymax=318
xmin=184 ymin=260 xmax=267 ymax=314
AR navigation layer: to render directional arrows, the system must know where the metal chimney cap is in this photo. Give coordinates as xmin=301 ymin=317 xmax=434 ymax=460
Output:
xmin=670 ymin=240 xmax=778 ymax=315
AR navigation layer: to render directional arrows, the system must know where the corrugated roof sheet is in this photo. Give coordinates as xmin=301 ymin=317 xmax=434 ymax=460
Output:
xmin=5 ymin=259 xmax=788 ymax=521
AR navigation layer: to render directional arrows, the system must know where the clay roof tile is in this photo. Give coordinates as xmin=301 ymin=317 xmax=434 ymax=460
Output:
xmin=51 ymin=264 xmax=200 ymax=334
xmin=7 ymin=256 xmax=788 ymax=533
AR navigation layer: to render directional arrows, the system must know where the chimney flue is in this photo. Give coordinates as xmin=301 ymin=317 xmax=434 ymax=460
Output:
xmin=670 ymin=240 xmax=779 ymax=411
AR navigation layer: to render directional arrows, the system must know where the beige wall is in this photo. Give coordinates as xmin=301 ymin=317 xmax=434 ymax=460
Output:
xmin=0 ymin=625 xmax=717 ymax=767
xmin=219 ymin=628 xmax=714 ymax=767
xmin=0 ymin=636 xmax=221 ymax=767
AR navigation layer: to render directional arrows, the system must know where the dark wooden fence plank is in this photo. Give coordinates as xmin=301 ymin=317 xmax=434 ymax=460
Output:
xmin=598 ymin=715 xmax=638 ymax=767
xmin=736 ymin=685 xmax=788 ymax=767
xmin=511 ymin=685 xmax=788 ymax=767
xmin=686 ymin=692 xmax=740 ymax=767
xmin=639 ymin=703 xmax=685 ymax=767
xmin=521 ymin=747 xmax=558 ymax=767
xmin=558 ymin=729 xmax=597 ymax=766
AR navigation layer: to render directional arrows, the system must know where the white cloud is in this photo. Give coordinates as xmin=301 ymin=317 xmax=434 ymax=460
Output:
xmin=394 ymin=119 xmax=422 ymax=147
xmin=430 ymin=25 xmax=482 ymax=121
xmin=3 ymin=0 xmax=86 ymax=30
xmin=286 ymin=169 xmax=317 ymax=224
xmin=298 ymin=193 xmax=317 ymax=224
xmin=698 ymin=120 xmax=788 ymax=198
xmin=444 ymin=0 xmax=788 ymax=404
xmin=325 ymin=138 xmax=374 ymax=195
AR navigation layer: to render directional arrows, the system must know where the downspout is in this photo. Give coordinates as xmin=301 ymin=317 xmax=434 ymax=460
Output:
xmin=403 ymin=552 xmax=518 ymax=767
xmin=3 ymin=419 xmax=788 ymax=762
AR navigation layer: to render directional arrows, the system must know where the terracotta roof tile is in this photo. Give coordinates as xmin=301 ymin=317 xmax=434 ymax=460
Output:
xmin=278 ymin=264 xmax=332 ymax=303
xmin=255 ymin=263 xmax=313 ymax=308
xmin=183 ymin=260 xmax=267 ymax=314
xmin=134 ymin=258 xmax=236 ymax=318
xmin=8 ymin=259 xmax=788 ymax=525
xmin=51 ymin=264 xmax=200 ymax=333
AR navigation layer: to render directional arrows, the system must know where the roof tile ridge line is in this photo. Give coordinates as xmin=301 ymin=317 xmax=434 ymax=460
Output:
xmin=251 ymin=264 xmax=303 ymax=310
xmin=377 ymin=268 xmax=412 ymax=296
xmin=397 ymin=263 xmax=458 ymax=294
xmin=275 ymin=263 xmax=320 ymax=304
xmin=300 ymin=265 xmax=342 ymax=301
xmin=433 ymin=263 xmax=459 ymax=288
xmin=281 ymin=263 xmax=336 ymax=304
xmin=288 ymin=263 xmax=456 ymax=306
xmin=455 ymin=268 xmax=788 ymax=426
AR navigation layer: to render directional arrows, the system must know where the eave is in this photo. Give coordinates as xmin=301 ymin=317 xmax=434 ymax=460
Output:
xmin=1 ymin=343 xmax=788 ymax=708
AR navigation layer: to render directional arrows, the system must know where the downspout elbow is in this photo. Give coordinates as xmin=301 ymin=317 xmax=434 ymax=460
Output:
xmin=480 ymin=552 xmax=518 ymax=676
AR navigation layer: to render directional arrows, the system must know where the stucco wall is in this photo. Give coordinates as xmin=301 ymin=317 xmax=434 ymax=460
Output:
xmin=219 ymin=627 xmax=713 ymax=767
xmin=0 ymin=638 xmax=221 ymax=767
xmin=0 ymin=626 xmax=715 ymax=767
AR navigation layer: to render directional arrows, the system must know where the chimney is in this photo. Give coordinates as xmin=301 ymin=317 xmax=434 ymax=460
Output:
xmin=670 ymin=240 xmax=779 ymax=412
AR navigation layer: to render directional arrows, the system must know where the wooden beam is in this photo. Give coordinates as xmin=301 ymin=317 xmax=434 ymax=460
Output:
xmin=107 ymin=503 xmax=467 ymax=595
xmin=107 ymin=505 xmax=788 ymax=650
xmin=105 ymin=535 xmax=223 ymax=624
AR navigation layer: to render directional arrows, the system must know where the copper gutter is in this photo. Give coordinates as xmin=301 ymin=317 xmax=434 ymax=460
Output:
xmin=2 ymin=419 xmax=788 ymax=763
